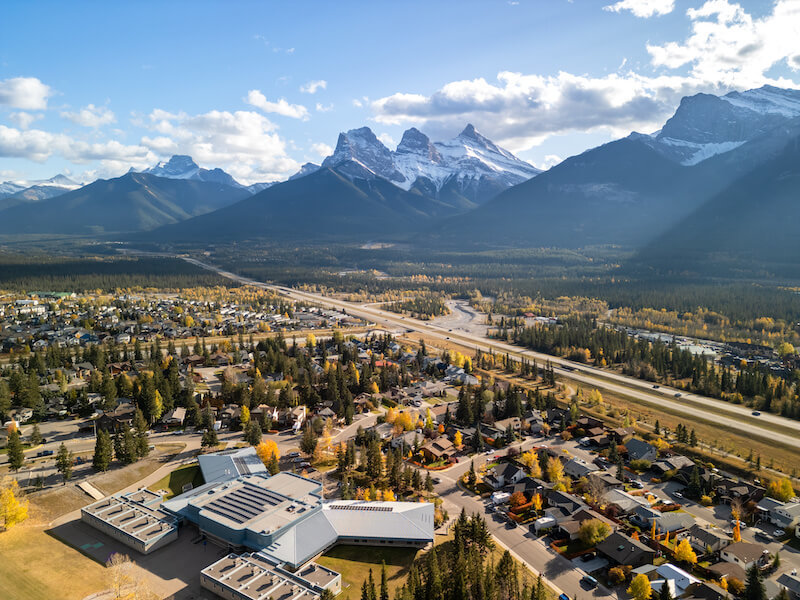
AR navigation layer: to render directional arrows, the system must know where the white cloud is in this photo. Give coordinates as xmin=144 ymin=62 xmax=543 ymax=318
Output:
xmin=372 ymin=1 xmax=800 ymax=153
xmin=245 ymin=90 xmax=310 ymax=120
xmin=372 ymin=70 xmax=705 ymax=152
xmin=352 ymin=99 xmax=364 ymax=108
xmin=7 ymin=112 xmax=42 ymax=129
xmin=61 ymin=103 xmax=116 ymax=128
xmin=300 ymin=80 xmax=327 ymax=94
xmin=377 ymin=133 xmax=396 ymax=148
xmin=315 ymin=102 xmax=333 ymax=112
xmin=0 ymin=77 xmax=53 ymax=110
xmin=310 ymin=142 xmax=333 ymax=158
xmin=647 ymin=0 xmax=800 ymax=87
xmin=0 ymin=125 xmax=62 ymax=162
xmin=0 ymin=124 xmax=152 ymax=166
xmin=604 ymin=0 xmax=674 ymax=18
xmin=139 ymin=108 xmax=299 ymax=183
xmin=532 ymin=154 xmax=563 ymax=170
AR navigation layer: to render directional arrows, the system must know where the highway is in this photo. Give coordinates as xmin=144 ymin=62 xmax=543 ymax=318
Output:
xmin=181 ymin=256 xmax=800 ymax=451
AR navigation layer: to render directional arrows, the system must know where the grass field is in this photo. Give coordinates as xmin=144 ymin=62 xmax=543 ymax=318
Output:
xmin=0 ymin=525 xmax=107 ymax=600
xmin=316 ymin=544 xmax=419 ymax=597
xmin=148 ymin=464 xmax=204 ymax=499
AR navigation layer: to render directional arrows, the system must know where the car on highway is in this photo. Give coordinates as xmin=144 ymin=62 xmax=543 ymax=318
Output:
xmin=36 ymin=449 xmax=54 ymax=457
xmin=432 ymin=477 xmax=442 ymax=484
xmin=581 ymin=576 xmax=599 ymax=589
xmin=652 ymin=385 xmax=660 ymax=389
xmin=752 ymin=411 xmax=761 ymax=416
xmin=674 ymin=393 xmax=682 ymax=397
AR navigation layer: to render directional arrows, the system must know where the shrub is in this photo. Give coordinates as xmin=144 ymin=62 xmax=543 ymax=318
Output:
xmin=700 ymin=495 xmax=713 ymax=506
xmin=629 ymin=459 xmax=652 ymax=472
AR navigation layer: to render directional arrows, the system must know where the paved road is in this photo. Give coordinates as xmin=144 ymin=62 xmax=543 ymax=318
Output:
xmin=180 ymin=256 xmax=800 ymax=451
xmin=431 ymin=446 xmax=620 ymax=600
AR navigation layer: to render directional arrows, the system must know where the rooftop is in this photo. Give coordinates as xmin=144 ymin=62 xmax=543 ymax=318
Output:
xmin=82 ymin=491 xmax=177 ymax=545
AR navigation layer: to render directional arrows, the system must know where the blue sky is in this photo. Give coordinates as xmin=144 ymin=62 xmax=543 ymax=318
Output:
xmin=1 ymin=0 xmax=798 ymax=184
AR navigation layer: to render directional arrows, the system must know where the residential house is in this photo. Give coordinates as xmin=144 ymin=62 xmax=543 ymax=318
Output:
xmin=716 ymin=477 xmax=765 ymax=505
xmin=563 ymin=458 xmax=598 ymax=479
xmin=720 ymin=541 xmax=768 ymax=570
xmin=557 ymin=508 xmax=616 ymax=541
xmin=776 ymin=573 xmax=800 ymax=600
xmin=522 ymin=410 xmax=544 ymax=435
xmin=771 ymin=503 xmax=800 ymax=530
xmin=162 ymin=407 xmax=186 ymax=427
xmin=688 ymin=524 xmax=731 ymax=554
xmin=588 ymin=471 xmax=623 ymax=491
xmin=653 ymin=455 xmax=695 ymax=476
xmin=420 ymin=437 xmax=455 ymax=463
xmin=596 ymin=531 xmax=657 ymax=567
xmin=651 ymin=564 xmax=700 ymax=597
xmin=389 ymin=430 xmax=418 ymax=452
xmin=608 ymin=427 xmax=635 ymax=444
xmin=546 ymin=490 xmax=588 ymax=516
xmin=603 ymin=489 xmax=650 ymax=515
xmin=485 ymin=463 xmax=526 ymax=490
xmin=684 ymin=582 xmax=728 ymax=600
xmin=96 ymin=404 xmax=136 ymax=433
xmin=625 ymin=438 xmax=657 ymax=463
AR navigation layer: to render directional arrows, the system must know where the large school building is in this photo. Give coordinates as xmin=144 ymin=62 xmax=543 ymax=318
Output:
xmin=80 ymin=448 xmax=434 ymax=600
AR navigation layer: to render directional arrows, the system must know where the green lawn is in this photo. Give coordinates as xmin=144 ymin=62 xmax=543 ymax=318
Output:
xmin=148 ymin=464 xmax=204 ymax=499
xmin=316 ymin=545 xmax=419 ymax=597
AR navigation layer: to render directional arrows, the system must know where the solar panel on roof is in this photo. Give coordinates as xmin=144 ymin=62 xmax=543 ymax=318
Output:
xmin=328 ymin=504 xmax=393 ymax=512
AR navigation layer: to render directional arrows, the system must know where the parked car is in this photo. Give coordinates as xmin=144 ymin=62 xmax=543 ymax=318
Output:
xmin=631 ymin=480 xmax=645 ymax=489
xmin=752 ymin=411 xmax=761 ymax=416
xmin=673 ymin=491 xmax=683 ymax=498
xmin=581 ymin=576 xmax=599 ymax=589
xmin=773 ymin=529 xmax=785 ymax=537
xmin=36 ymin=449 xmax=54 ymax=457
xmin=432 ymin=477 xmax=441 ymax=484
xmin=559 ymin=593 xmax=570 ymax=600
xmin=731 ymin=519 xmax=748 ymax=529
xmin=674 ymin=393 xmax=682 ymax=398
xmin=580 ymin=552 xmax=596 ymax=562
xmin=652 ymin=385 xmax=660 ymax=389
xmin=506 ymin=519 xmax=518 ymax=529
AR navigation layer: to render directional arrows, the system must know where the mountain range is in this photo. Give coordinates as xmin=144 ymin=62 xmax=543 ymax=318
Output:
xmin=3 ymin=84 xmax=800 ymax=278
xmin=0 ymin=174 xmax=81 ymax=211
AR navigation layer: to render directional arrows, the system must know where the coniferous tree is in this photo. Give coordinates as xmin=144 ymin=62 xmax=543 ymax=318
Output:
xmin=30 ymin=423 xmax=42 ymax=446
xmin=380 ymin=561 xmax=389 ymax=600
xmin=201 ymin=427 xmax=218 ymax=448
xmin=56 ymin=442 xmax=73 ymax=482
xmin=6 ymin=429 xmax=24 ymax=471
xmin=133 ymin=408 xmax=150 ymax=458
xmin=93 ymin=429 xmax=112 ymax=472
xmin=744 ymin=565 xmax=766 ymax=600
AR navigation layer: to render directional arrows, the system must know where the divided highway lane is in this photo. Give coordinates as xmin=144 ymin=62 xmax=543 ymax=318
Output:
xmin=180 ymin=257 xmax=800 ymax=451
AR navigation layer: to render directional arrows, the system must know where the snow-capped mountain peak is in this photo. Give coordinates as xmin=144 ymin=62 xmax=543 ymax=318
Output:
xmin=721 ymin=85 xmax=800 ymax=117
xmin=139 ymin=155 xmax=247 ymax=189
xmin=322 ymin=127 xmax=406 ymax=184
xmin=143 ymin=155 xmax=201 ymax=180
xmin=317 ymin=124 xmax=540 ymax=204
xmin=634 ymin=85 xmax=800 ymax=166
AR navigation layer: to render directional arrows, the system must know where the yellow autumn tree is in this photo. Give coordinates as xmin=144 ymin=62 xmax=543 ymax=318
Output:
xmin=454 ymin=431 xmax=463 ymax=447
xmin=256 ymin=440 xmax=280 ymax=464
xmin=627 ymin=574 xmax=652 ymax=600
xmin=675 ymin=538 xmax=698 ymax=565
xmin=369 ymin=381 xmax=380 ymax=394
xmin=531 ymin=493 xmax=543 ymax=511
xmin=0 ymin=477 xmax=28 ymax=529
xmin=383 ymin=490 xmax=396 ymax=501
xmin=306 ymin=333 xmax=316 ymax=348
xmin=240 ymin=405 xmax=250 ymax=426
xmin=546 ymin=456 xmax=564 ymax=484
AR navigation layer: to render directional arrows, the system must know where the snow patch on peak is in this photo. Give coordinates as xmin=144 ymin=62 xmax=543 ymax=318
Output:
xmin=722 ymin=85 xmax=800 ymax=117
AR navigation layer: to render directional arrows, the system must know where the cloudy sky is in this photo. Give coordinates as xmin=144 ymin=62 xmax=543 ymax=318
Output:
xmin=1 ymin=0 xmax=799 ymax=184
